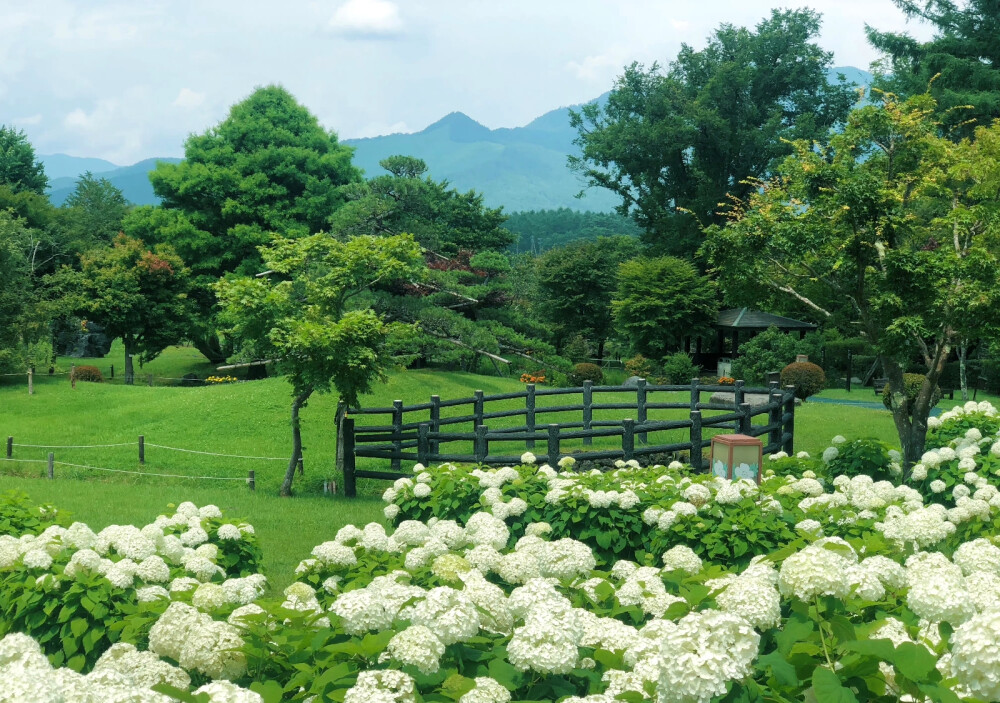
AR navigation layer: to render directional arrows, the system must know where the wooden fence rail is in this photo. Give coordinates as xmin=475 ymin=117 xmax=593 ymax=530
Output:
xmin=342 ymin=378 xmax=796 ymax=497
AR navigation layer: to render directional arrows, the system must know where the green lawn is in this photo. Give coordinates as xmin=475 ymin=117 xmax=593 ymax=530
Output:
xmin=0 ymin=475 xmax=382 ymax=595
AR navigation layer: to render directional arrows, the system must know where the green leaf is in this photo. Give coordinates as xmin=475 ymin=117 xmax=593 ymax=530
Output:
xmin=811 ymin=667 xmax=859 ymax=703
xmin=777 ymin=613 xmax=815 ymax=656
xmin=893 ymin=642 xmax=938 ymax=682
xmin=248 ymin=680 xmax=285 ymax=703
xmin=757 ymin=651 xmax=799 ymax=688
xmin=69 ymin=618 xmax=88 ymax=638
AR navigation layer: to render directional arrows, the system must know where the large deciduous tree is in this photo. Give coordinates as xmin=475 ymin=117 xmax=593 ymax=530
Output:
xmin=125 ymin=85 xmax=362 ymax=363
xmin=0 ymin=126 xmax=47 ymax=196
xmin=536 ymin=236 xmax=639 ymax=359
xmin=867 ymin=0 xmax=1000 ymax=139
xmin=612 ymin=256 xmax=718 ymax=360
xmin=53 ymin=235 xmax=193 ymax=384
xmin=569 ymin=9 xmax=856 ymax=257
xmin=704 ymin=94 xmax=1000 ymax=471
xmin=216 ymin=233 xmax=424 ymax=496
xmin=63 ymin=172 xmax=130 ymax=249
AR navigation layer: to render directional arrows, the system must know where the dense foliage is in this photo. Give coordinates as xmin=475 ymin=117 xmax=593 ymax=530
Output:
xmin=781 ymin=361 xmax=826 ymax=401
xmin=504 ymin=208 xmax=641 ymax=253
xmin=569 ymin=9 xmax=856 ymax=256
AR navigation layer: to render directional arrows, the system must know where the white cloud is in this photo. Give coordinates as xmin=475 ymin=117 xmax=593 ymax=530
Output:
xmin=328 ymin=0 xmax=402 ymax=38
xmin=172 ymin=88 xmax=206 ymax=109
xmin=63 ymin=108 xmax=91 ymax=129
xmin=670 ymin=19 xmax=690 ymax=32
xmin=348 ymin=120 xmax=411 ymax=139
xmin=567 ymin=48 xmax=641 ymax=82
xmin=11 ymin=114 xmax=42 ymax=125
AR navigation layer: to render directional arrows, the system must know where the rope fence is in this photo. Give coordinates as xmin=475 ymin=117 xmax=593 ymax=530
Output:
xmin=1 ymin=434 xmax=295 ymax=490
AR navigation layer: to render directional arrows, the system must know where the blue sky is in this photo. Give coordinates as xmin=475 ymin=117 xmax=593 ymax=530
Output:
xmin=0 ymin=0 xmax=934 ymax=164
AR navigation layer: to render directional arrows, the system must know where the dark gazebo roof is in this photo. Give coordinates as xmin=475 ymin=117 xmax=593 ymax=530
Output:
xmin=715 ymin=308 xmax=817 ymax=331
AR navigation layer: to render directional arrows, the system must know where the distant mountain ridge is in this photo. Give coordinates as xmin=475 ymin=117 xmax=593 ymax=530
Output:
xmin=41 ymin=66 xmax=872 ymax=212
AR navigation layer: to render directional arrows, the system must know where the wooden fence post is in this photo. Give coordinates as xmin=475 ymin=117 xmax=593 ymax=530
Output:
xmin=622 ymin=419 xmax=635 ymax=461
xmin=690 ymin=377 xmax=700 ymax=411
xmin=147 ymin=373 xmax=153 ymax=387
xmin=343 ymin=418 xmax=356 ymax=497
xmin=47 ymin=452 xmax=54 ymax=479
xmin=547 ymin=424 xmax=560 ymax=467
xmin=636 ymin=378 xmax=648 ymax=445
xmin=138 ymin=435 xmax=144 ymax=464
xmin=783 ymin=386 xmax=796 ymax=454
xmin=768 ymin=383 xmax=782 ymax=452
xmin=689 ymin=411 xmax=703 ymax=471
xmin=298 ymin=456 xmax=304 ymax=476
xmin=473 ymin=390 xmax=484 ymax=429
xmin=733 ymin=380 xmax=745 ymax=431
xmin=27 ymin=368 xmax=33 ymax=396
xmin=392 ymin=400 xmax=404 ymax=472
xmin=582 ymin=380 xmax=593 ymax=446
xmin=6 ymin=436 xmax=11 ymax=459
xmin=525 ymin=384 xmax=536 ymax=448
xmin=739 ymin=402 xmax=752 ymax=434
xmin=418 ymin=424 xmax=430 ymax=465
xmin=110 ymin=365 xmax=114 ymax=380
xmin=430 ymin=395 xmax=441 ymax=455
xmin=248 ymin=470 xmax=255 ymax=491
xmin=71 ymin=364 xmax=76 ymax=389
xmin=475 ymin=425 xmax=488 ymax=464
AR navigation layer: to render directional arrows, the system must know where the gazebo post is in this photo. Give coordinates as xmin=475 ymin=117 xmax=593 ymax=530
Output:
xmin=731 ymin=329 xmax=739 ymax=357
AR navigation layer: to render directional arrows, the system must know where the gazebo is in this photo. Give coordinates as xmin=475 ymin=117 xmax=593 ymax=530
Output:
xmin=714 ymin=308 xmax=817 ymax=357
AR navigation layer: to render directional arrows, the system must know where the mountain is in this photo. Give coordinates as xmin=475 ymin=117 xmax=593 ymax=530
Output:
xmin=38 ymin=153 xmax=119 ymax=181
xmin=45 ymin=157 xmax=182 ymax=206
xmin=41 ymin=66 xmax=872 ymax=213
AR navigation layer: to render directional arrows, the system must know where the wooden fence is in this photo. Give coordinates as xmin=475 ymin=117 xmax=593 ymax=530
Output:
xmin=342 ymin=378 xmax=796 ymax=497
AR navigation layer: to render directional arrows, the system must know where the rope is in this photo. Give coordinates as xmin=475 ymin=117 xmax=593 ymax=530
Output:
xmin=0 ymin=458 xmax=51 ymax=464
xmin=52 ymin=460 xmax=249 ymax=481
xmin=0 ymin=372 xmax=70 ymax=377
xmin=12 ymin=442 xmax=137 ymax=449
xmin=144 ymin=443 xmax=288 ymax=461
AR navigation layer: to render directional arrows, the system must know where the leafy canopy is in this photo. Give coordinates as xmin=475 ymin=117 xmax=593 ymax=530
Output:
xmin=612 ymin=256 xmax=718 ymax=359
xmin=569 ymin=9 xmax=856 ymax=257
xmin=0 ymin=126 xmax=47 ymax=196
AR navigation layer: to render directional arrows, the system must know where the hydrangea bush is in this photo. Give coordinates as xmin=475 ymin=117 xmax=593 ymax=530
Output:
xmin=11 ymin=403 xmax=1000 ymax=701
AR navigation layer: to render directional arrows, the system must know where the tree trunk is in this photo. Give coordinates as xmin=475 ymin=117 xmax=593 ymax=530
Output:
xmin=192 ymin=331 xmax=232 ymax=365
xmin=334 ymin=401 xmax=348 ymax=478
xmin=959 ymin=341 xmax=969 ymax=402
xmin=280 ymin=389 xmax=314 ymax=496
xmin=882 ymin=345 xmax=950 ymax=478
xmin=597 ymin=338 xmax=606 ymax=362
xmin=124 ymin=339 xmax=135 ymax=386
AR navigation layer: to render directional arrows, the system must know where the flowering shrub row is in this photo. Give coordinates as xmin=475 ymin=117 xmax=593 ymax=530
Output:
xmin=0 ymin=489 xmax=67 ymax=537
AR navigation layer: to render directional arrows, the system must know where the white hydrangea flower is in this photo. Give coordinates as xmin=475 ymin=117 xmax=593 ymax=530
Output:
xmin=344 ymin=669 xmax=416 ymax=703
xmin=217 ymin=524 xmax=242 ymax=541
xmin=778 ymin=541 xmax=856 ymax=601
xmin=950 ymin=610 xmax=1000 ymax=701
xmin=458 ymin=677 xmax=511 ymax=703
xmin=662 ymin=545 xmax=702 ymax=575
xmin=521 ymin=452 xmax=536 ymax=465
xmin=387 ymin=625 xmax=445 ymax=674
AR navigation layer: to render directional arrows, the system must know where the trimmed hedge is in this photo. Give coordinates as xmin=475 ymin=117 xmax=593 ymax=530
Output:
xmin=780 ymin=361 xmax=825 ymax=400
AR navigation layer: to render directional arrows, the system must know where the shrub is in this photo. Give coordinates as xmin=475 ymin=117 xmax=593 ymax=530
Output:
xmin=660 ymin=352 xmax=700 ymax=384
xmin=881 ymin=373 xmax=943 ymax=415
xmin=0 ymin=491 xmax=69 ymax=536
xmin=823 ymin=438 xmax=897 ymax=483
xmin=561 ymin=334 xmax=592 ymax=363
xmin=731 ymin=327 xmax=823 ymax=384
xmin=780 ymin=361 xmax=825 ymax=400
xmin=624 ymin=354 xmax=656 ymax=379
xmin=568 ymin=362 xmax=603 ymax=385
xmin=71 ymin=365 xmax=103 ymax=383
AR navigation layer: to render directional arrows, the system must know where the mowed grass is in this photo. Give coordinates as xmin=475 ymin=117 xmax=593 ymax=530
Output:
xmin=0 ymin=474 xmax=382 ymax=594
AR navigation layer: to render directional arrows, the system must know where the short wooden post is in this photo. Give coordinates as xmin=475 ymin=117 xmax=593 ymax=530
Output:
xmin=690 ymin=377 xmax=700 ymax=411
xmin=622 ymin=419 xmax=635 ymax=461
xmin=473 ymin=390 xmax=484 ymax=428
xmin=768 ymin=383 xmax=782 ymax=452
xmin=391 ymin=399 xmax=404 ymax=472
xmin=636 ymin=378 xmax=648 ymax=445
xmin=783 ymin=386 xmax=796 ymax=454
xmin=147 ymin=373 xmax=154 ymax=387
xmin=430 ymin=395 xmax=441 ymax=455
xmin=138 ymin=435 xmax=145 ymax=465
xmin=733 ymin=380 xmax=745 ymax=431
xmin=27 ymin=368 xmax=33 ymax=396
xmin=5 ymin=436 xmax=11 ymax=459
xmin=343 ymin=418 xmax=356 ymax=498
xmin=418 ymin=424 xmax=430 ymax=465
xmin=248 ymin=470 xmax=255 ymax=491
xmin=547 ymin=424 xmax=560 ymax=467
xmin=582 ymin=380 xmax=593 ymax=446
xmin=739 ymin=402 xmax=752 ymax=434
xmin=689 ymin=411 xmax=703 ymax=471
xmin=110 ymin=365 xmax=114 ymax=380
xmin=846 ymin=351 xmax=853 ymax=393
xmin=525 ymin=384 xmax=536 ymax=448
xmin=474 ymin=425 xmax=488 ymax=464
xmin=297 ymin=456 xmax=304 ymax=476
xmin=71 ymin=364 xmax=76 ymax=389
xmin=47 ymin=452 xmax=54 ymax=479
